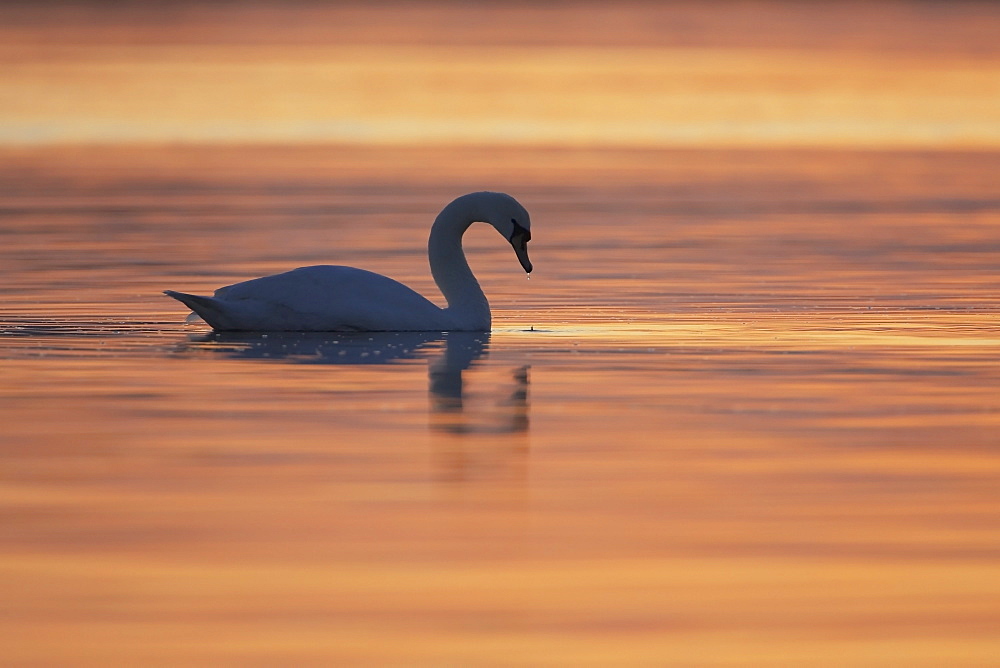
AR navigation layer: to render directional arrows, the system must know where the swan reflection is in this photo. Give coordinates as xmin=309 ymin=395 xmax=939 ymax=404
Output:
xmin=183 ymin=329 xmax=449 ymax=364
xmin=177 ymin=330 xmax=530 ymax=440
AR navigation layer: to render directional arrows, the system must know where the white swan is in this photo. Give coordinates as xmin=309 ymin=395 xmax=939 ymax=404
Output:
xmin=164 ymin=191 xmax=532 ymax=332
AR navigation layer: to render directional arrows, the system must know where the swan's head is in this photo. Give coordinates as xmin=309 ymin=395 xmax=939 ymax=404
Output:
xmin=479 ymin=192 xmax=533 ymax=274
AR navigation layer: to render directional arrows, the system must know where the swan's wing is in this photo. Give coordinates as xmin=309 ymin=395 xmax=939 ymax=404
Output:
xmin=211 ymin=265 xmax=448 ymax=331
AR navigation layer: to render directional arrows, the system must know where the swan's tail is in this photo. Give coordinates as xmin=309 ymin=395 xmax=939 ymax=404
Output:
xmin=164 ymin=290 xmax=230 ymax=330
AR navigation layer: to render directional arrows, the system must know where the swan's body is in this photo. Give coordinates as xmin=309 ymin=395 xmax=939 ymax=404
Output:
xmin=164 ymin=191 xmax=532 ymax=332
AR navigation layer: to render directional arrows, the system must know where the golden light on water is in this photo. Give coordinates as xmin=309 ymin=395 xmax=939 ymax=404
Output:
xmin=1 ymin=4 xmax=999 ymax=147
xmin=3 ymin=2 xmax=1000 ymax=666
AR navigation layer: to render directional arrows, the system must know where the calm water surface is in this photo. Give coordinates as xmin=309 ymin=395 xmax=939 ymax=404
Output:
xmin=2 ymin=146 xmax=1000 ymax=665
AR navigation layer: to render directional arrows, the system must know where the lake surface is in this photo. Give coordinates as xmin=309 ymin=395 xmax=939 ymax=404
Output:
xmin=1 ymin=145 xmax=999 ymax=664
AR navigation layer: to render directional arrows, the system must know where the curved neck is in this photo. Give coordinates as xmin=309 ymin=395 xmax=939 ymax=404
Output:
xmin=428 ymin=197 xmax=491 ymax=330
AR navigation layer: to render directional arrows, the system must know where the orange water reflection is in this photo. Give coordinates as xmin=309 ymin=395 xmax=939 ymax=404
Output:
xmin=3 ymin=144 xmax=1000 ymax=664
xmin=2 ymin=2 xmax=999 ymax=147
xmin=3 ymin=0 xmax=1000 ymax=658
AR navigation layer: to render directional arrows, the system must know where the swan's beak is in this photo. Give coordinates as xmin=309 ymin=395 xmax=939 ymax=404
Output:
xmin=510 ymin=226 xmax=532 ymax=274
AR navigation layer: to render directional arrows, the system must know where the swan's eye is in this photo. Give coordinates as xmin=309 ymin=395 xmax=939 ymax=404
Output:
xmin=510 ymin=219 xmax=530 ymax=243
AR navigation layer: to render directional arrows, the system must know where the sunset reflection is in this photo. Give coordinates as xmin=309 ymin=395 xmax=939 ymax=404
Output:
xmin=1 ymin=3 xmax=998 ymax=147
xmin=3 ymin=2 xmax=1000 ymax=667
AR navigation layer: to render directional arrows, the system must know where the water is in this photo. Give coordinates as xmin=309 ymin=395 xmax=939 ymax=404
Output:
xmin=3 ymin=145 xmax=1000 ymax=664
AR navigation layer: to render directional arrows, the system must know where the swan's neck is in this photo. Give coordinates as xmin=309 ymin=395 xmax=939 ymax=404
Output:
xmin=428 ymin=199 xmax=490 ymax=330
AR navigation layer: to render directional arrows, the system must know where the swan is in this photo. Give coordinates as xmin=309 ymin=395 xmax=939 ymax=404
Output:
xmin=164 ymin=191 xmax=532 ymax=332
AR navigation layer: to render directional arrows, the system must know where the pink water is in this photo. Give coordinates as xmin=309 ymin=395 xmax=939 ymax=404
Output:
xmin=1 ymin=145 xmax=999 ymax=664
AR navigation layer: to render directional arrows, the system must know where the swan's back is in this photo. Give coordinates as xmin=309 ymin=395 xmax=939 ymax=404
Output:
xmin=173 ymin=265 xmax=453 ymax=331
